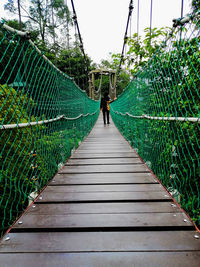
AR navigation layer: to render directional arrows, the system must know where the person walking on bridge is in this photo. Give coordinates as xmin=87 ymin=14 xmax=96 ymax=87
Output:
xmin=100 ymin=92 xmax=111 ymax=125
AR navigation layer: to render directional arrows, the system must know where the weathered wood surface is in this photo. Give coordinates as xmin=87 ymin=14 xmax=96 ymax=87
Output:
xmin=0 ymin=117 xmax=199 ymax=267
xmin=66 ymin=157 xmax=142 ymax=164
xmin=44 ymin=184 xmax=164 ymax=192
xmin=0 ymin=252 xmax=199 ymax=267
xmin=24 ymin=202 xmax=182 ymax=215
xmin=36 ymin=191 xmax=171 ymax=202
xmin=59 ymin=164 xmax=150 ymax=173
xmin=12 ymin=213 xmax=193 ymax=230
xmin=50 ymin=172 xmax=157 ymax=185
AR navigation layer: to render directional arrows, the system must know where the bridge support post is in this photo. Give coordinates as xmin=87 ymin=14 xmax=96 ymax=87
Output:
xmin=88 ymin=69 xmax=116 ymax=100
xmin=89 ymin=78 xmax=92 ymax=98
xmin=91 ymin=72 xmax=95 ymax=99
xmin=109 ymin=72 xmax=117 ymax=100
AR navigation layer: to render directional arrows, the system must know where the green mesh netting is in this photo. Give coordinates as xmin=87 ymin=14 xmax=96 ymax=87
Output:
xmin=111 ymin=13 xmax=200 ymax=227
xmin=0 ymin=22 xmax=99 ymax=235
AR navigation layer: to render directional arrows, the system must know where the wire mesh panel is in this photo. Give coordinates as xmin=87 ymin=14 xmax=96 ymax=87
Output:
xmin=111 ymin=13 xmax=200 ymax=227
xmin=0 ymin=22 xmax=99 ymax=235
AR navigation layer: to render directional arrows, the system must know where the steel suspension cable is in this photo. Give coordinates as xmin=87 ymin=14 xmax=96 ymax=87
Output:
xmin=180 ymin=0 xmax=184 ymax=44
xmin=117 ymin=0 xmax=134 ymax=76
xmin=181 ymin=0 xmax=184 ymax=17
xmin=137 ymin=0 xmax=140 ymax=39
xmin=137 ymin=0 xmax=140 ymax=64
xmin=149 ymin=0 xmax=153 ymax=56
xmin=70 ymin=0 xmax=89 ymax=75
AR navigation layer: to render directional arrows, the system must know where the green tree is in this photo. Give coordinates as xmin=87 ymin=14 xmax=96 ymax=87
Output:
xmin=56 ymin=47 xmax=92 ymax=92
xmin=4 ymin=0 xmax=71 ymax=47
xmin=192 ymin=0 xmax=200 ymax=11
xmin=125 ymin=27 xmax=169 ymax=75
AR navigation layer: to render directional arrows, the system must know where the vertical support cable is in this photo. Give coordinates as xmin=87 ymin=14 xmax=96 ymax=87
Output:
xmin=17 ymin=0 xmax=29 ymax=91
xmin=71 ymin=0 xmax=89 ymax=92
xmin=74 ymin=26 xmax=79 ymax=87
xmin=137 ymin=0 xmax=140 ymax=40
xmin=129 ymin=5 xmax=133 ymax=77
xmin=149 ymin=0 xmax=153 ymax=56
xmin=181 ymin=0 xmax=184 ymax=17
xmin=117 ymin=0 xmax=134 ymax=76
xmin=64 ymin=0 xmax=70 ymax=49
xmin=51 ymin=0 xmax=56 ymax=52
xmin=17 ymin=0 xmax=22 ymax=30
xmin=129 ymin=11 xmax=132 ymax=38
xmin=180 ymin=0 xmax=184 ymax=44
xmin=137 ymin=0 xmax=140 ymax=64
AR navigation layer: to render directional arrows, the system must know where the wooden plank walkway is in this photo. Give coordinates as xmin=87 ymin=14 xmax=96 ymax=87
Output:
xmin=0 ymin=117 xmax=200 ymax=267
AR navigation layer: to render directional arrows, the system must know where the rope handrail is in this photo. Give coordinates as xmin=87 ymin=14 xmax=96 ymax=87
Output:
xmin=2 ymin=22 xmax=28 ymax=37
xmin=112 ymin=110 xmax=200 ymax=123
xmin=0 ymin=109 xmax=100 ymax=130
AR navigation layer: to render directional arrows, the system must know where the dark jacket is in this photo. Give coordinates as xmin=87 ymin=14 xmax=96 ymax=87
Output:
xmin=100 ymin=95 xmax=111 ymax=111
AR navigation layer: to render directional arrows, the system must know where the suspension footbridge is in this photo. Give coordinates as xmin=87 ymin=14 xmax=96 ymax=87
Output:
xmin=0 ymin=0 xmax=200 ymax=266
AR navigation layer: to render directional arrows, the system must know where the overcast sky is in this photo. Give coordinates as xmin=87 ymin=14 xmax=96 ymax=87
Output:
xmin=0 ymin=0 xmax=192 ymax=64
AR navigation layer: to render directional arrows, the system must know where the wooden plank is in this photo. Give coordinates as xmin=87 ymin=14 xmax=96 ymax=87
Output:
xmin=77 ymin=145 xmax=132 ymax=150
xmin=35 ymin=191 xmax=170 ymax=202
xmin=66 ymin=158 xmax=142 ymax=165
xmin=1 ymin=252 xmax=199 ymax=267
xmin=59 ymin=164 xmax=149 ymax=173
xmin=1 ymin=231 xmax=199 ymax=252
xmin=25 ymin=202 xmax=182 ymax=215
xmin=83 ymin=140 xmax=126 ymax=143
xmin=12 ymin=213 xmax=193 ymax=230
xmin=44 ymin=184 xmax=164 ymax=193
xmin=82 ymin=140 xmax=126 ymax=144
xmin=79 ymin=142 xmax=131 ymax=146
xmin=71 ymin=152 xmax=137 ymax=158
xmin=50 ymin=172 xmax=157 ymax=185
xmin=75 ymin=149 xmax=134 ymax=153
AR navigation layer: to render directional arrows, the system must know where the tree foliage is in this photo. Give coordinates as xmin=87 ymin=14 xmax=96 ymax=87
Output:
xmin=3 ymin=1 xmax=93 ymax=93
xmin=125 ymin=27 xmax=169 ymax=75
xmin=192 ymin=0 xmax=200 ymax=11
xmin=55 ymin=47 xmax=93 ymax=92
xmin=4 ymin=0 xmax=71 ymax=45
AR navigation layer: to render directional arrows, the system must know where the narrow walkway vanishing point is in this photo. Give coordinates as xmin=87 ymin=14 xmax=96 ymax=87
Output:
xmin=0 ymin=117 xmax=199 ymax=267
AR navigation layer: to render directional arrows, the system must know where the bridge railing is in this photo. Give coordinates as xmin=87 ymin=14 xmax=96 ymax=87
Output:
xmin=0 ymin=22 xmax=99 ymax=235
xmin=111 ymin=12 xmax=200 ymax=227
